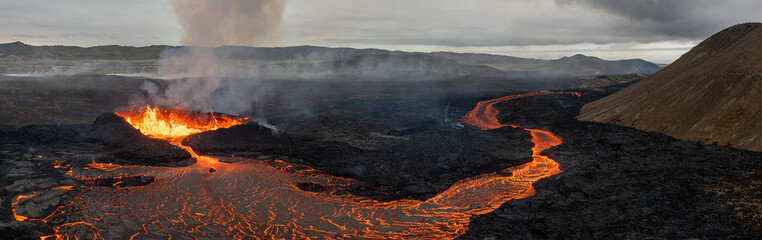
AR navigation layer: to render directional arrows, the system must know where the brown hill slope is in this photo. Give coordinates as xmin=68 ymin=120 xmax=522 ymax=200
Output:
xmin=577 ymin=23 xmax=762 ymax=151
xmin=578 ymin=73 xmax=647 ymax=89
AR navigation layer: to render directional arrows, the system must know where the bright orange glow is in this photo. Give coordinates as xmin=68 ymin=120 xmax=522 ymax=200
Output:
xmin=115 ymin=105 xmax=248 ymax=142
xmin=30 ymin=92 xmax=578 ymax=239
xmin=12 ymin=193 xmax=34 ymax=221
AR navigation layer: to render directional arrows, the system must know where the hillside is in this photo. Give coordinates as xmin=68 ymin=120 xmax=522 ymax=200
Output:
xmin=577 ymin=23 xmax=762 ymax=151
xmin=541 ymin=54 xmax=661 ymax=76
xmin=0 ymin=41 xmax=170 ymax=60
xmin=578 ymin=73 xmax=647 ymax=89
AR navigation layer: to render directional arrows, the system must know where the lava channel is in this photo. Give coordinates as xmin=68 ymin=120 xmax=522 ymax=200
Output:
xmin=20 ymin=92 xmax=578 ymax=239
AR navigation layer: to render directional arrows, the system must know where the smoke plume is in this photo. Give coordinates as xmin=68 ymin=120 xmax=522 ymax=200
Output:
xmin=145 ymin=0 xmax=286 ymax=115
xmin=173 ymin=0 xmax=285 ymax=47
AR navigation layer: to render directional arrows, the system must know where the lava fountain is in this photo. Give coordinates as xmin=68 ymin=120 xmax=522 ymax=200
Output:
xmin=20 ymin=92 xmax=579 ymax=239
xmin=115 ymin=105 xmax=248 ymax=142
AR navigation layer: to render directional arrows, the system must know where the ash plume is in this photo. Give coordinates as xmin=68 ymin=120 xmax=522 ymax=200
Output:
xmin=143 ymin=0 xmax=286 ymax=115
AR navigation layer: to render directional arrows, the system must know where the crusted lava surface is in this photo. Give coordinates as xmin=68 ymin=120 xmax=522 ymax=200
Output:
xmin=183 ymin=95 xmax=534 ymax=201
xmin=0 ymin=124 xmax=165 ymax=238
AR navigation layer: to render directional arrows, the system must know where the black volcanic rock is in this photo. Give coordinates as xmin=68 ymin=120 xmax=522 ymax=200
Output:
xmin=0 ymin=124 xmax=88 ymax=146
xmin=97 ymin=142 xmax=194 ymax=167
xmin=182 ymin=123 xmax=293 ymax=154
xmin=93 ymin=175 xmax=155 ymax=188
xmin=90 ymin=113 xmax=194 ymax=167
xmin=296 ymin=182 xmax=328 ymax=192
xmin=90 ymin=113 xmax=144 ymax=147
xmin=284 ymin=113 xmax=533 ymax=201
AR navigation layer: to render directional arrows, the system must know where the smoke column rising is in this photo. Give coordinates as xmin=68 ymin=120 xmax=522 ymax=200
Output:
xmin=173 ymin=0 xmax=285 ymax=47
xmin=146 ymin=0 xmax=286 ymax=114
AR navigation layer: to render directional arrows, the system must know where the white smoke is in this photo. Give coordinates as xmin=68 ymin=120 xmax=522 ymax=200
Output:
xmin=145 ymin=0 xmax=286 ymax=115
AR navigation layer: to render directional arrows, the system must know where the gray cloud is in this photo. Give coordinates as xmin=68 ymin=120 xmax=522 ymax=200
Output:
xmin=0 ymin=0 xmax=180 ymax=46
xmin=14 ymin=34 xmax=47 ymax=39
xmin=563 ymin=0 xmax=689 ymax=22
xmin=560 ymin=0 xmax=761 ymax=40
xmin=279 ymin=0 xmax=762 ymax=48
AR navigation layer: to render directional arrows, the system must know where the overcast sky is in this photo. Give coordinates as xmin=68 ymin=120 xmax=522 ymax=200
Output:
xmin=1 ymin=0 xmax=760 ymax=63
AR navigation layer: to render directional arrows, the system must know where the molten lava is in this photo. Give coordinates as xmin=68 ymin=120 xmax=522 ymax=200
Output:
xmin=16 ymin=92 xmax=580 ymax=239
xmin=462 ymin=91 xmax=581 ymax=130
xmin=115 ymin=105 xmax=248 ymax=141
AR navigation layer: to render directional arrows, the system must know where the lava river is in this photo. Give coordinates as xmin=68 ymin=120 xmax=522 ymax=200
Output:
xmin=24 ymin=92 xmax=579 ymax=239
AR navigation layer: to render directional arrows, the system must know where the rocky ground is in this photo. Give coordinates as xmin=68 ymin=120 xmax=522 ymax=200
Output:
xmin=708 ymin=169 xmax=762 ymax=233
xmin=460 ymin=86 xmax=762 ymax=239
xmin=1 ymin=80 xmax=761 ymax=239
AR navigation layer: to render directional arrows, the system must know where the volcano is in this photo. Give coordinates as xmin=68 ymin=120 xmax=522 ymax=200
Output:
xmin=577 ymin=23 xmax=762 ymax=152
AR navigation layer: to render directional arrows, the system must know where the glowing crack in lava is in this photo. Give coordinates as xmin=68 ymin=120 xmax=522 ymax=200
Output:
xmin=19 ymin=92 xmax=579 ymax=239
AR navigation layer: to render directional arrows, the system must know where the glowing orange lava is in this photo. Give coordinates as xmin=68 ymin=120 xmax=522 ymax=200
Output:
xmin=115 ymin=105 xmax=248 ymax=142
xmin=19 ymin=92 xmax=579 ymax=239
xmin=462 ymin=91 xmax=581 ymax=130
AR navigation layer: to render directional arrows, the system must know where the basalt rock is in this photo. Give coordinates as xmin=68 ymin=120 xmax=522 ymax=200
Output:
xmin=93 ymin=175 xmax=155 ymax=188
xmin=0 ymin=124 xmax=90 ymax=148
xmin=89 ymin=113 xmax=145 ymax=147
xmin=182 ymin=123 xmax=293 ymax=155
xmin=13 ymin=188 xmax=72 ymax=220
xmin=90 ymin=113 xmax=194 ymax=167
xmin=296 ymin=182 xmax=328 ymax=192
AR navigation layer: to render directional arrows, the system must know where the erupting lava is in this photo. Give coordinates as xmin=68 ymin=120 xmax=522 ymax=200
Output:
xmin=16 ymin=92 xmax=580 ymax=239
xmin=115 ymin=105 xmax=248 ymax=141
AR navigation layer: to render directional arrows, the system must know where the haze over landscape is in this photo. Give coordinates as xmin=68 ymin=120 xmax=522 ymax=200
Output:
xmin=2 ymin=0 xmax=762 ymax=64
xmin=1 ymin=1 xmax=762 ymax=239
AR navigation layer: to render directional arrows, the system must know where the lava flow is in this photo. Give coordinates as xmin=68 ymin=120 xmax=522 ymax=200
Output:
xmin=20 ymin=92 xmax=577 ymax=239
xmin=462 ymin=90 xmax=582 ymax=130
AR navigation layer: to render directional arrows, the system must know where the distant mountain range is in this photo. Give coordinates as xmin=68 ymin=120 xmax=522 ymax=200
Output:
xmin=542 ymin=54 xmax=660 ymax=76
xmin=578 ymin=23 xmax=762 ymax=152
xmin=0 ymin=41 xmax=661 ymax=79
xmin=0 ymin=41 xmax=167 ymax=60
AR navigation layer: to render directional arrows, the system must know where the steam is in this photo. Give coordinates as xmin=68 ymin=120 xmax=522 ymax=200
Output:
xmin=145 ymin=0 xmax=286 ymax=115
